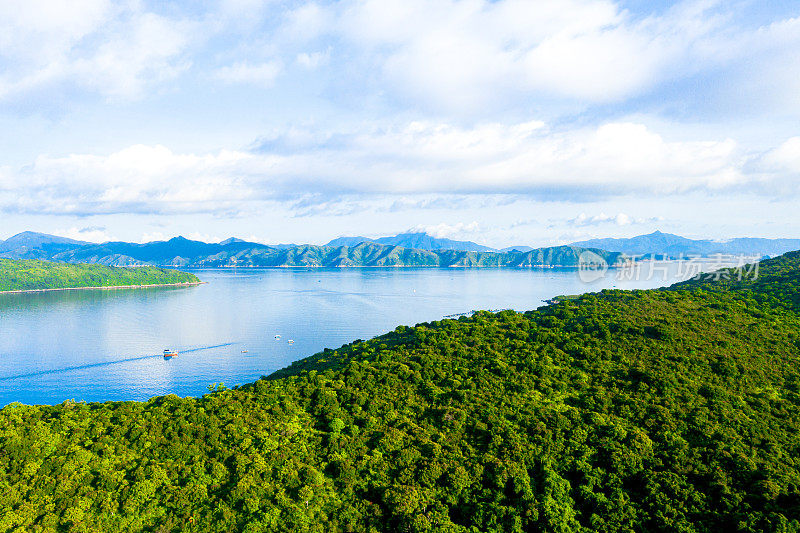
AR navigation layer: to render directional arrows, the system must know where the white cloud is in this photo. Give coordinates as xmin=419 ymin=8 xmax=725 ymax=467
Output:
xmin=0 ymin=120 xmax=795 ymax=217
xmin=140 ymin=231 xmax=167 ymax=243
xmin=52 ymin=226 xmax=112 ymax=243
xmin=2 ymin=144 xmax=261 ymax=215
xmin=279 ymin=3 xmax=332 ymax=44
xmin=2 ymin=0 xmax=797 ymax=121
xmin=763 ymin=137 xmax=800 ymax=172
xmin=0 ymin=0 xmax=194 ymax=101
xmin=214 ymin=60 xmax=283 ymax=86
xmin=566 ymin=212 xmax=637 ymax=227
xmin=408 ymin=221 xmax=481 ymax=239
xmin=310 ymin=0 xmax=739 ymax=110
xmin=185 ymin=232 xmax=224 ymax=243
xmin=296 ymin=49 xmax=330 ymax=69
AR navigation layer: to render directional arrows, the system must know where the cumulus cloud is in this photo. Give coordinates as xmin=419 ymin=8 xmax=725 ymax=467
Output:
xmin=0 ymin=121 xmax=795 ymax=216
xmin=2 ymin=0 xmax=797 ymax=121
xmin=285 ymin=0 xmax=772 ymax=112
xmin=2 ymin=0 xmax=798 ymax=125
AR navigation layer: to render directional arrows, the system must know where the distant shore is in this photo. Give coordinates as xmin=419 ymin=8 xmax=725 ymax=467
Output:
xmin=0 ymin=281 xmax=205 ymax=295
xmin=186 ymin=264 xmax=628 ymax=269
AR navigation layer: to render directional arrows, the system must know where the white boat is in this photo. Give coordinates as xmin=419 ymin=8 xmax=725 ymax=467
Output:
xmin=287 ymin=339 xmax=294 ymax=344
xmin=274 ymin=334 xmax=281 ymax=339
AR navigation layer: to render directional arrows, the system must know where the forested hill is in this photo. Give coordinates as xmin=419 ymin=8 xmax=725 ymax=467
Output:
xmin=0 ymin=258 xmax=200 ymax=292
xmin=673 ymin=249 xmax=800 ymax=313
xmin=0 ymin=232 xmax=626 ymax=268
xmin=2 ymin=253 xmax=800 ymax=531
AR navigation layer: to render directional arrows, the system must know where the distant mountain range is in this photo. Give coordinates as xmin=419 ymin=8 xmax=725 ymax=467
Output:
xmin=325 ymin=232 xmax=496 ymax=252
xmin=326 ymin=230 xmax=800 ymax=257
xmin=570 ymin=231 xmax=800 ymax=258
xmin=0 ymin=232 xmax=625 ymax=268
xmin=0 ymin=232 xmax=90 ymax=260
xmin=3 ymin=230 xmax=796 ymax=268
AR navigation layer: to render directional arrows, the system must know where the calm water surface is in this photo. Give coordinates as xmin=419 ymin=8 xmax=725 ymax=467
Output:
xmin=0 ymin=265 xmax=715 ymax=405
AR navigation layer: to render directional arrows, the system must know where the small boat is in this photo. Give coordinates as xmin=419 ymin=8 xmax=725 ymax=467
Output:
xmin=287 ymin=339 xmax=294 ymax=344
xmin=274 ymin=335 xmax=281 ymax=340
xmin=163 ymin=349 xmax=178 ymax=359
xmin=241 ymin=350 xmax=249 ymax=353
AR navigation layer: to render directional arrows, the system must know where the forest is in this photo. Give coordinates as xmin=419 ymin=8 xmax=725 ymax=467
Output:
xmin=1 ymin=252 xmax=800 ymax=531
xmin=0 ymin=258 xmax=200 ymax=292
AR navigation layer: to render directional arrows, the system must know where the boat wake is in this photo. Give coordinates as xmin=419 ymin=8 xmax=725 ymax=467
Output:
xmin=0 ymin=343 xmax=237 ymax=382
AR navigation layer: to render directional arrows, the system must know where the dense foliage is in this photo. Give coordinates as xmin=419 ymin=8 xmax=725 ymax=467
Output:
xmin=675 ymin=250 xmax=800 ymax=313
xmin=0 ymin=258 xmax=199 ymax=292
xmin=1 ymin=253 xmax=800 ymax=531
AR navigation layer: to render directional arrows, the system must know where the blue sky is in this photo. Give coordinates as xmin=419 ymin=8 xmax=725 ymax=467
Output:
xmin=0 ymin=0 xmax=799 ymax=247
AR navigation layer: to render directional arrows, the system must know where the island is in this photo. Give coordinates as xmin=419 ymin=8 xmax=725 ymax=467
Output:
xmin=1 ymin=251 xmax=799 ymax=531
xmin=0 ymin=258 xmax=201 ymax=293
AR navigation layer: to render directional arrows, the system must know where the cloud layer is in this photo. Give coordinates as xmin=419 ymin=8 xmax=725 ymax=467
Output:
xmin=0 ymin=120 xmax=795 ymax=216
xmin=2 ymin=0 xmax=799 ymax=116
xmin=1 ymin=0 xmax=798 ymax=243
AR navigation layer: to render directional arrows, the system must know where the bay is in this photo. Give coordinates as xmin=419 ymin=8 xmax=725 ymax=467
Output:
xmin=0 ymin=264 xmax=722 ymax=406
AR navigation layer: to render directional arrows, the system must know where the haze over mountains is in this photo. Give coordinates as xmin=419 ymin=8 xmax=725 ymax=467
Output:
xmin=571 ymin=231 xmax=800 ymax=258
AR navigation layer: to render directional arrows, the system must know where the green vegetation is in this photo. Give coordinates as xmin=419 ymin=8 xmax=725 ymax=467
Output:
xmin=58 ymin=240 xmax=626 ymax=268
xmin=676 ymin=250 xmax=800 ymax=313
xmin=220 ymin=243 xmax=625 ymax=268
xmin=2 ymin=252 xmax=800 ymax=531
xmin=2 ymin=232 xmax=627 ymax=268
xmin=0 ymin=258 xmax=200 ymax=292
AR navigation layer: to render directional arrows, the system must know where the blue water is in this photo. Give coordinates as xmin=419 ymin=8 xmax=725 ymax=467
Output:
xmin=0 ymin=265 xmax=712 ymax=406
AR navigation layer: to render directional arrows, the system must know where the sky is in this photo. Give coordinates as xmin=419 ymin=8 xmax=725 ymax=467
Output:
xmin=0 ymin=0 xmax=799 ymax=247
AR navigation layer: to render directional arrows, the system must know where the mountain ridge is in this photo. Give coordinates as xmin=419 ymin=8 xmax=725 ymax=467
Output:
xmin=0 ymin=232 xmax=625 ymax=268
xmin=325 ymin=232 xmax=496 ymax=252
xmin=571 ymin=230 xmax=800 ymax=257
xmin=5 ymin=230 xmax=799 ymax=267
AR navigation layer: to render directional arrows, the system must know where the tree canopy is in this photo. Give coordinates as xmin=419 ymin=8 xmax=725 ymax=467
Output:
xmin=0 ymin=258 xmax=199 ymax=292
xmin=1 ymin=252 xmax=800 ymax=531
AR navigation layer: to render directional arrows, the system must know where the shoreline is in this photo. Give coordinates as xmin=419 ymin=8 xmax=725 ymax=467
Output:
xmin=0 ymin=281 xmax=205 ymax=295
xmin=184 ymin=264 xmax=630 ymax=269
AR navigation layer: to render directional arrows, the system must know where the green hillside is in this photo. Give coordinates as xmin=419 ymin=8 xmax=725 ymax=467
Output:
xmin=674 ymin=249 xmax=800 ymax=313
xmin=0 ymin=258 xmax=200 ymax=292
xmin=197 ymin=243 xmax=626 ymax=268
xmin=2 ymin=253 xmax=800 ymax=531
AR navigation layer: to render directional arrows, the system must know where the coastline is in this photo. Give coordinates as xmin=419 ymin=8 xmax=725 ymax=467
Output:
xmin=186 ymin=263 xmax=629 ymax=269
xmin=0 ymin=281 xmax=205 ymax=295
